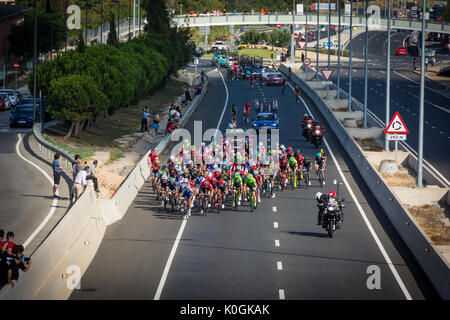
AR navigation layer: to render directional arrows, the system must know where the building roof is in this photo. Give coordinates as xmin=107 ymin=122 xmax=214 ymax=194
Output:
xmin=0 ymin=3 xmax=31 ymax=21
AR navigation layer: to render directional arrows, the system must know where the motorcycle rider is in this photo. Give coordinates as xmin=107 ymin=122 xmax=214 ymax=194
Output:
xmin=301 ymin=113 xmax=313 ymax=128
xmin=315 ymin=191 xmax=339 ymax=225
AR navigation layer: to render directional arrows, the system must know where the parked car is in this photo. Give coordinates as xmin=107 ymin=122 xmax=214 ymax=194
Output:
xmin=0 ymin=89 xmax=20 ymax=107
xmin=211 ymin=41 xmax=228 ymax=51
xmin=237 ymin=42 xmax=249 ymax=50
xmin=267 ymin=73 xmax=284 ymax=86
xmin=9 ymin=104 xmax=40 ymax=128
xmin=395 ymin=46 xmax=408 ymax=56
xmin=252 ymin=112 xmax=279 ymax=130
xmin=0 ymin=94 xmax=7 ymax=111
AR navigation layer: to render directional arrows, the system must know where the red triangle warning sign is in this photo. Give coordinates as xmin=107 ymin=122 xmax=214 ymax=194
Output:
xmin=320 ymin=69 xmax=334 ymax=81
xmin=298 ymin=41 xmax=305 ymax=49
xmin=385 ymin=112 xmax=409 ymax=134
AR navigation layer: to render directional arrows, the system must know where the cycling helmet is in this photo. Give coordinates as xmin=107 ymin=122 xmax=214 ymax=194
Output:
xmin=162 ymin=165 xmax=167 ymax=170
xmin=295 ymin=149 xmax=301 ymax=154
xmin=169 ymin=178 xmax=175 ymax=183
xmin=315 ymin=192 xmax=323 ymax=200
xmin=328 ymin=190 xmax=336 ymax=198
xmin=280 ymin=144 xmax=285 ymax=151
xmin=234 ymin=173 xmax=240 ymax=178
xmin=240 ymin=171 xmax=245 ymax=176
xmin=317 ymin=152 xmax=322 ymax=158
xmin=289 ymin=156 xmax=296 ymax=162
xmin=287 ymin=147 xmax=293 ymax=152
xmin=247 ymin=174 xmax=253 ymax=179
xmin=184 ymin=169 xmax=189 ymax=174
xmin=219 ymin=179 xmax=225 ymax=184
xmin=254 ymin=170 xmax=259 ymax=175
xmin=162 ymin=175 xmax=168 ymax=180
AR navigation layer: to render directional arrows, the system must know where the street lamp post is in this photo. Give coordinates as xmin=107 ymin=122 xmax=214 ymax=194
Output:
xmin=417 ymin=0 xmax=426 ymax=187
xmin=4 ymin=3 xmax=8 ymax=89
xmin=316 ymin=0 xmax=320 ymax=80
xmin=138 ymin=0 xmax=141 ymax=35
xmin=290 ymin=0 xmax=296 ymax=63
xmin=336 ymin=0 xmax=341 ymax=99
xmin=128 ymin=0 xmax=131 ymax=40
xmin=33 ymin=0 xmax=38 ymax=125
xmin=305 ymin=0 xmax=308 ymax=59
xmin=95 ymin=1 xmax=103 ymax=44
xmin=85 ymin=0 xmax=90 ymax=45
xmin=385 ymin=0 xmax=391 ymax=151
xmin=180 ymin=3 xmax=183 ymax=15
xmin=112 ymin=0 xmax=120 ymax=40
xmin=348 ymin=0 xmax=353 ymax=112
xmin=363 ymin=0 xmax=369 ymax=128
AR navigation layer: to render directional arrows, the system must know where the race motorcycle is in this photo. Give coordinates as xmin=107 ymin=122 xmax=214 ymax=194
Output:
xmin=318 ymin=200 xmax=345 ymax=238
xmin=302 ymin=119 xmax=314 ymax=141
xmin=311 ymin=127 xmax=324 ymax=148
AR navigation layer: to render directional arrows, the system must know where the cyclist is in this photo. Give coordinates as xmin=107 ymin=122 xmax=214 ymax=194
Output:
xmin=178 ymin=178 xmax=194 ymax=216
xmin=167 ymin=177 xmax=178 ymax=206
xmin=281 ymin=78 xmax=286 ymax=95
xmin=231 ymin=172 xmax=243 ymax=206
xmin=302 ymin=156 xmax=312 ymax=186
xmin=294 ymin=149 xmax=305 ymax=179
xmin=288 ymin=156 xmax=298 ymax=188
xmin=314 ymin=152 xmax=327 ymax=184
xmin=243 ymin=101 xmax=251 ymax=123
xmin=231 ymin=104 xmax=237 ymax=120
xmin=244 ymin=173 xmax=258 ymax=210
xmin=214 ymin=178 xmax=228 ymax=209
xmin=294 ymin=85 xmax=300 ymax=102
xmin=199 ymin=175 xmax=214 ymax=214
xmin=159 ymin=175 xmax=169 ymax=207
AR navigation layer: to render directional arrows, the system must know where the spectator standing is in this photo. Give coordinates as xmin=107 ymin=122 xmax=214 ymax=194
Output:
xmin=0 ymin=245 xmax=31 ymax=289
xmin=0 ymin=232 xmax=16 ymax=255
xmin=425 ymin=56 xmax=429 ymax=70
xmin=141 ymin=107 xmax=150 ymax=132
xmin=73 ymin=167 xmax=88 ymax=201
xmin=52 ymin=153 xmax=63 ymax=198
xmin=0 ymin=230 xmax=4 ymax=243
xmin=152 ymin=112 xmax=160 ymax=135
xmin=301 ymin=52 xmax=305 ymax=62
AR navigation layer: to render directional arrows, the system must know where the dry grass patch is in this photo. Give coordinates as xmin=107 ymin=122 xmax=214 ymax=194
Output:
xmin=408 ymin=204 xmax=450 ymax=245
xmin=355 ymin=138 xmax=383 ymax=151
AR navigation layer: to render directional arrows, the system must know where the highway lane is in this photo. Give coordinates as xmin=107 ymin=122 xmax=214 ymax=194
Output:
xmin=326 ymin=30 xmax=450 ymax=181
xmin=71 ymin=65 xmax=437 ymax=300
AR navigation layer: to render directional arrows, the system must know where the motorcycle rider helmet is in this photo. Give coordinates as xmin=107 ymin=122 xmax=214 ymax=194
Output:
xmin=328 ymin=190 xmax=336 ymax=199
xmin=304 ymin=113 xmax=308 ymax=117
xmin=314 ymin=121 xmax=319 ymax=126
xmin=315 ymin=192 xmax=323 ymax=200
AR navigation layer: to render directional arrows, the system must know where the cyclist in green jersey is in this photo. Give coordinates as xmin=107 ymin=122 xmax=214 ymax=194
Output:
xmin=231 ymin=173 xmax=243 ymax=206
xmin=245 ymin=174 xmax=258 ymax=209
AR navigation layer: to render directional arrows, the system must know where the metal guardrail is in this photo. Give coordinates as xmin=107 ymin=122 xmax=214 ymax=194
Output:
xmin=33 ymin=123 xmax=74 ymax=167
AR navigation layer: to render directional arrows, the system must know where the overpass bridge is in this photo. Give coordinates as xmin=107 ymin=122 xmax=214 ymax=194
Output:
xmin=173 ymin=13 xmax=450 ymax=34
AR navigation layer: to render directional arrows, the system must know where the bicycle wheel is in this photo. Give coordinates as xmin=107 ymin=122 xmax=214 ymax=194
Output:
xmin=250 ymin=193 xmax=254 ymax=212
xmin=319 ymin=170 xmax=324 ymax=188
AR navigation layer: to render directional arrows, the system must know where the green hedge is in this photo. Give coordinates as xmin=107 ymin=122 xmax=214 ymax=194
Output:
xmin=29 ymin=32 xmax=193 ymax=135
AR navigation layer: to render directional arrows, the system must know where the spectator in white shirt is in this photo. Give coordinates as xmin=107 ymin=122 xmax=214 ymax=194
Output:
xmin=73 ymin=167 xmax=88 ymax=201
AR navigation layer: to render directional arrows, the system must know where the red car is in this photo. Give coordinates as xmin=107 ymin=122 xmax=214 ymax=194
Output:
xmin=396 ymin=46 xmax=408 ymax=56
xmin=267 ymin=73 xmax=284 ymax=86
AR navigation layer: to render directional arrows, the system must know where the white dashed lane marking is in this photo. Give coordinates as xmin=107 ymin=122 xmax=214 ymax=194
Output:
xmin=274 ymin=222 xmax=279 ymax=229
xmin=277 ymin=261 xmax=283 ymax=270
xmin=275 ymin=239 xmax=280 ymax=247
xmin=279 ymin=289 xmax=285 ymax=300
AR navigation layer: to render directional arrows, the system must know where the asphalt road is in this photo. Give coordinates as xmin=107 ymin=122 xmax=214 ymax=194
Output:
xmin=70 ymin=63 xmax=438 ymax=300
xmin=322 ymin=30 xmax=450 ymax=182
xmin=0 ymin=110 xmax=72 ymax=254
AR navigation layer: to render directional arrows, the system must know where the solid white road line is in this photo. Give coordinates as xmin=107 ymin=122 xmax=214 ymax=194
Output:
xmin=273 ymin=222 xmax=279 ymax=229
xmin=15 ymin=133 xmax=59 ymax=249
xmin=275 ymin=239 xmax=280 ymax=247
xmin=411 ymin=95 xmax=450 ymax=115
xmin=154 ymin=217 xmax=188 ymax=300
xmin=279 ymin=289 xmax=286 ymax=300
xmin=154 ymin=68 xmax=230 ymax=300
xmin=277 ymin=261 xmax=283 ymax=270
xmin=287 ymin=82 xmax=413 ymax=300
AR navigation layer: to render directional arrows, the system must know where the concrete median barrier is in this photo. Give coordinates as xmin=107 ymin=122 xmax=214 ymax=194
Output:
xmin=280 ymin=63 xmax=450 ymax=299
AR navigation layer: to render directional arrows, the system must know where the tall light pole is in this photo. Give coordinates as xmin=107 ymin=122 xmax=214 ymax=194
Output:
xmin=336 ymin=0 xmax=341 ymax=99
xmin=363 ymin=0 xmax=369 ymax=128
xmin=128 ymin=0 xmax=131 ymax=40
xmin=95 ymin=1 xmax=103 ymax=44
xmin=3 ymin=3 xmax=8 ymax=89
xmin=138 ymin=0 xmax=141 ymax=35
xmin=385 ymin=0 xmax=391 ymax=151
xmin=315 ymin=0 xmax=320 ymax=79
xmin=305 ymin=0 xmax=308 ymax=58
xmin=180 ymin=3 xmax=183 ymax=15
xmin=65 ymin=0 xmax=68 ymax=51
xmin=348 ymin=0 xmax=353 ymax=111
xmin=327 ymin=0 xmax=331 ymax=69
xmin=85 ymin=0 xmax=90 ymax=45
xmin=417 ymin=0 xmax=426 ymax=187
xmin=33 ymin=0 xmax=38 ymax=124
xmin=133 ymin=0 xmax=136 ymax=38
xmin=290 ymin=0 xmax=296 ymax=63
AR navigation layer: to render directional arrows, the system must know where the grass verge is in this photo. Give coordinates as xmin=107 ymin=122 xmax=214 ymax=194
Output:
xmin=45 ymin=77 xmax=188 ymax=148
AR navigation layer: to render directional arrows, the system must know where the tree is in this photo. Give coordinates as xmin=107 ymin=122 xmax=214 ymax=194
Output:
xmin=8 ymin=11 xmax=66 ymax=59
xmin=142 ymin=0 xmax=171 ymax=34
xmin=107 ymin=15 xmax=119 ymax=47
xmin=48 ymin=74 xmax=107 ymax=137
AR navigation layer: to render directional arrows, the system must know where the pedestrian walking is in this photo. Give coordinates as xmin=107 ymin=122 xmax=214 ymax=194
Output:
xmin=52 ymin=153 xmax=63 ymax=198
xmin=425 ymin=56 xmax=429 ymax=71
xmin=73 ymin=167 xmax=88 ymax=202
xmin=141 ymin=107 xmax=150 ymax=132
xmin=301 ymin=52 xmax=305 ymax=62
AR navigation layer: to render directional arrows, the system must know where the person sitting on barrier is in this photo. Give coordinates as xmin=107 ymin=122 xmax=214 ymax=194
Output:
xmin=0 ymin=245 xmax=31 ymax=289
xmin=86 ymin=163 xmax=100 ymax=193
